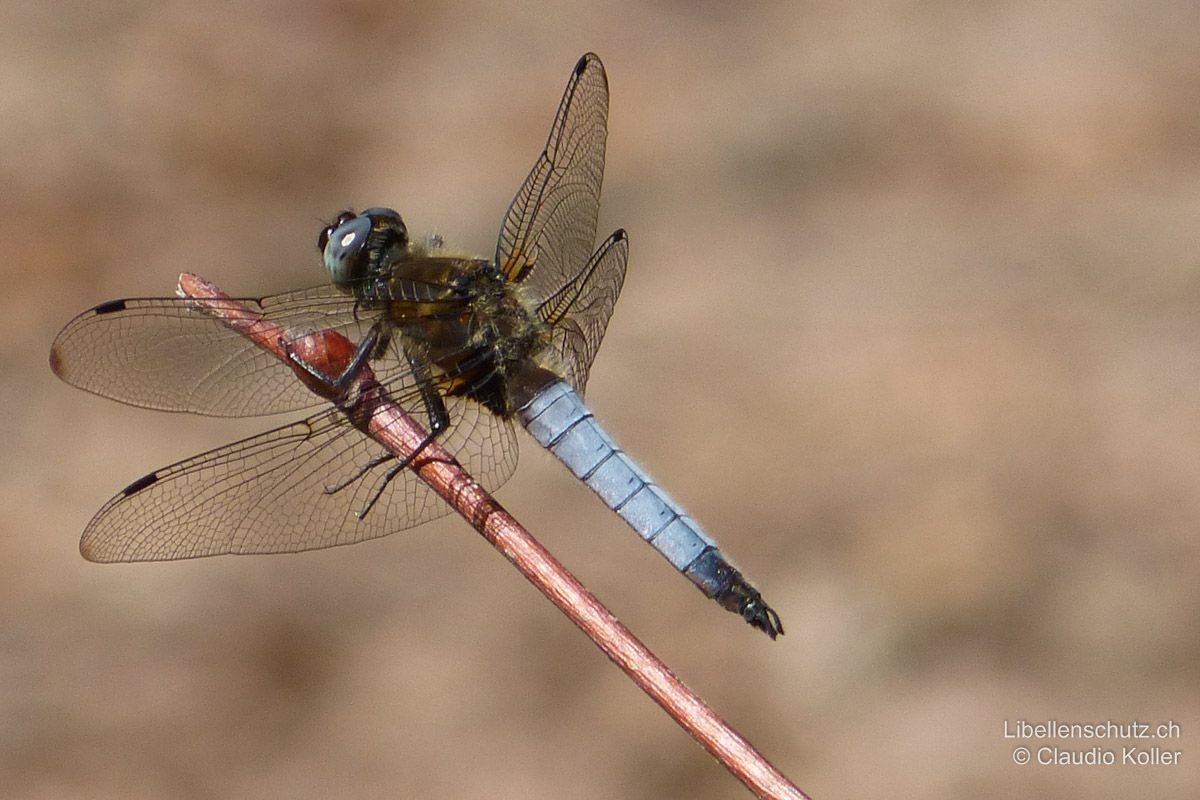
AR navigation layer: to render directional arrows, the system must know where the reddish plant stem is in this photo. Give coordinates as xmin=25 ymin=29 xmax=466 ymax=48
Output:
xmin=177 ymin=272 xmax=808 ymax=800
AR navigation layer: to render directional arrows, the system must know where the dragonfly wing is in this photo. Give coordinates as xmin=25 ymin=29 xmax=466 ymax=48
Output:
xmin=79 ymin=393 xmax=518 ymax=562
xmin=496 ymin=53 xmax=609 ymax=303
xmin=536 ymin=229 xmax=628 ymax=396
xmin=50 ymin=284 xmax=411 ymax=417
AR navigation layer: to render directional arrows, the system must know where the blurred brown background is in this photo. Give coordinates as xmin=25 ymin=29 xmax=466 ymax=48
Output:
xmin=4 ymin=2 xmax=1199 ymax=798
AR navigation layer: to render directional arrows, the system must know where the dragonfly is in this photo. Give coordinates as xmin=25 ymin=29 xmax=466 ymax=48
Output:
xmin=50 ymin=54 xmax=783 ymax=639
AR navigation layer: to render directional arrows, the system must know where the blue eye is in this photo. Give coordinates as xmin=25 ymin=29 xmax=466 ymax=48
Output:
xmin=323 ymin=215 xmax=373 ymax=286
xmin=317 ymin=210 xmax=357 ymax=253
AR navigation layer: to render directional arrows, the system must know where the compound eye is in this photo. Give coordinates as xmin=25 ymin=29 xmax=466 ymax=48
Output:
xmin=317 ymin=210 xmax=358 ymax=253
xmin=317 ymin=224 xmax=335 ymax=253
xmin=323 ymin=214 xmax=373 ymax=286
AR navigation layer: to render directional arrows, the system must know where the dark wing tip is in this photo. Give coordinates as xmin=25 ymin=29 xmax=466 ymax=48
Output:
xmin=79 ymin=530 xmax=113 ymax=562
xmin=575 ymin=53 xmax=607 ymax=87
xmin=94 ymin=299 xmax=128 ymax=315
xmin=50 ymin=299 xmax=128 ymax=379
xmin=48 ymin=343 xmax=65 ymax=378
xmin=121 ymin=471 xmax=160 ymax=496
xmin=79 ymin=537 xmax=101 ymax=562
xmin=80 ymin=471 xmax=162 ymax=562
xmin=576 ymin=53 xmax=599 ymax=75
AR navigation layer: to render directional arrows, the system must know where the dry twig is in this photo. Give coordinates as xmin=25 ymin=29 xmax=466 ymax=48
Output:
xmin=177 ymin=271 xmax=807 ymax=800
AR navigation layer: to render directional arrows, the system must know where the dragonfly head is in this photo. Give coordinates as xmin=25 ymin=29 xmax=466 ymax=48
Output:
xmin=319 ymin=208 xmax=409 ymax=289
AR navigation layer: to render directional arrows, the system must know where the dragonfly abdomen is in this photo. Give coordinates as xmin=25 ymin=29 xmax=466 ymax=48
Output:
xmin=517 ymin=380 xmax=783 ymax=639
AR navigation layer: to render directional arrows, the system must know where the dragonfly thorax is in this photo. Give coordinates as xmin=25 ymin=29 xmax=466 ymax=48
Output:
xmin=337 ymin=226 xmax=555 ymax=418
xmin=455 ymin=264 xmax=555 ymax=415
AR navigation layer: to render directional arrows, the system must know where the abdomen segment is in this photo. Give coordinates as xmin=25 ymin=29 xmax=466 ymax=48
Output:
xmin=517 ymin=380 xmax=783 ymax=638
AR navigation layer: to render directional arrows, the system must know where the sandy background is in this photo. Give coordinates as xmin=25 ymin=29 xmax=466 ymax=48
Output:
xmin=4 ymin=2 xmax=1199 ymax=798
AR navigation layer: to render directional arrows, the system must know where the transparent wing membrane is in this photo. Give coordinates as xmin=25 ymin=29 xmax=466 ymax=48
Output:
xmin=497 ymin=53 xmax=609 ymax=305
xmin=50 ymin=286 xmax=411 ymax=417
xmin=57 ymin=55 xmax=609 ymax=566
xmin=80 ymin=392 xmax=518 ymax=562
xmin=537 ymin=229 xmax=627 ymax=396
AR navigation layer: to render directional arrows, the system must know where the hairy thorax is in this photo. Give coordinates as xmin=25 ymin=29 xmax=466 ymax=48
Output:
xmin=377 ymin=256 xmax=554 ymax=416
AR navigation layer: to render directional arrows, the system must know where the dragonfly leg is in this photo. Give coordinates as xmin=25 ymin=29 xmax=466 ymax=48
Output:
xmin=349 ymin=343 xmax=451 ymax=521
xmin=352 ymin=436 xmax=427 ymax=519
xmin=402 ymin=339 xmax=452 ymax=441
xmin=323 ymin=450 xmax=395 ymax=495
xmin=285 ymin=321 xmax=392 ymax=390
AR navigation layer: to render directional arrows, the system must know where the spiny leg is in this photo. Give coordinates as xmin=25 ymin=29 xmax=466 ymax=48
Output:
xmin=286 ymin=320 xmax=392 ymax=391
xmin=323 ymin=451 xmax=394 ymax=495
xmin=345 ymin=343 xmax=451 ymax=520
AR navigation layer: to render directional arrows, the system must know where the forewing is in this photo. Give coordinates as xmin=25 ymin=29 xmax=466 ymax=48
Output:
xmin=50 ymin=284 xmax=410 ymax=417
xmin=496 ymin=53 xmax=609 ymax=302
xmin=537 ymin=230 xmax=628 ymax=396
xmin=79 ymin=393 xmax=518 ymax=562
